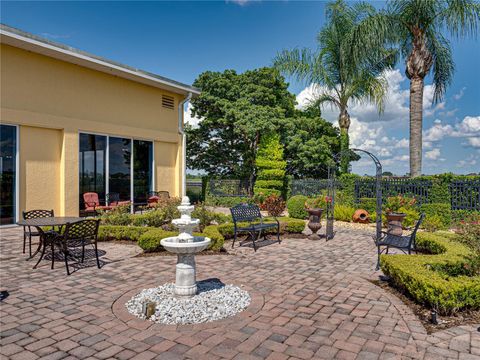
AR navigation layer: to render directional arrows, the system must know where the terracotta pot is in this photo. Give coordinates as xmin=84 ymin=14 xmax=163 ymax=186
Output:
xmin=353 ymin=209 xmax=370 ymax=224
xmin=306 ymin=208 xmax=323 ymax=240
xmin=386 ymin=212 xmax=406 ymax=236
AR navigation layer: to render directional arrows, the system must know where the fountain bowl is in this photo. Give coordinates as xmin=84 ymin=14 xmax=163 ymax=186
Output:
xmin=160 ymin=236 xmax=211 ymax=254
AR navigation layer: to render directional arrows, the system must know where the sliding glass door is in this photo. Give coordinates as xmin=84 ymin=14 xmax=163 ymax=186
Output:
xmin=133 ymin=140 xmax=153 ymax=204
xmin=0 ymin=125 xmax=17 ymax=225
xmin=109 ymin=137 xmax=131 ymax=201
xmin=79 ymin=134 xmax=107 ymax=207
xmin=79 ymin=133 xmax=153 ymax=211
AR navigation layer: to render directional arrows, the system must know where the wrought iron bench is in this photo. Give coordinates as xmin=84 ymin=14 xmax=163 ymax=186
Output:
xmin=230 ymin=204 xmax=280 ymax=251
xmin=376 ymin=212 xmax=425 ymax=270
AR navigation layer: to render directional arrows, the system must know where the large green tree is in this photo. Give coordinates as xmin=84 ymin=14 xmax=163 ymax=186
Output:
xmin=284 ymin=108 xmax=341 ymax=179
xmin=354 ymin=0 xmax=480 ymax=176
xmin=274 ymin=0 xmax=396 ymax=173
xmin=186 ymin=68 xmax=295 ymax=182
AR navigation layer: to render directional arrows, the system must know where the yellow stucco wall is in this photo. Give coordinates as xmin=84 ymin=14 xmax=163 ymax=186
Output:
xmin=19 ymin=126 xmax=62 ymax=215
xmin=1 ymin=43 xmax=185 ymax=218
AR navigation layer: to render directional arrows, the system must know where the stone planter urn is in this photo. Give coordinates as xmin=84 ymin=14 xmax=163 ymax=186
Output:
xmin=386 ymin=212 xmax=406 ymax=236
xmin=306 ymin=208 xmax=323 ymax=240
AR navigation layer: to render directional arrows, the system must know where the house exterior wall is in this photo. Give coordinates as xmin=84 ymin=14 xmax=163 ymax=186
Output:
xmin=1 ymin=43 xmax=185 ymax=217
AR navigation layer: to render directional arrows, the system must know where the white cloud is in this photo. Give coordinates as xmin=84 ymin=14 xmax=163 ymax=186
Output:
xmin=394 ymin=138 xmax=409 ymax=148
xmin=467 ymin=137 xmax=480 ymax=148
xmin=425 ymin=148 xmax=441 ymax=160
xmin=184 ymin=103 xmax=203 ymax=127
xmin=453 ymin=87 xmax=466 ymax=100
xmin=423 ymin=116 xmax=480 ymax=145
xmin=226 ymin=0 xmax=255 ymax=5
xmin=458 ymin=154 xmax=478 ymax=168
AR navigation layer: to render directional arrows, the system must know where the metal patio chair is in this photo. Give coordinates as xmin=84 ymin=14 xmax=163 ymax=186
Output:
xmin=22 ymin=209 xmax=54 ymax=257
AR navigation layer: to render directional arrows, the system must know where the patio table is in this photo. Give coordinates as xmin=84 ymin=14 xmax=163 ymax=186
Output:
xmin=17 ymin=217 xmax=83 ymax=266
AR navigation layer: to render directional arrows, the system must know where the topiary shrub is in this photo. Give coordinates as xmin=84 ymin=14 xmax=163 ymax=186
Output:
xmin=137 ymin=229 xmax=178 ymax=252
xmin=200 ymin=225 xmax=225 ymax=251
xmin=254 ymin=133 xmax=287 ymax=199
xmin=286 ymin=195 xmax=308 ymax=219
xmin=423 ymin=214 xmax=445 ymax=232
xmin=381 ymin=232 xmax=480 ymax=315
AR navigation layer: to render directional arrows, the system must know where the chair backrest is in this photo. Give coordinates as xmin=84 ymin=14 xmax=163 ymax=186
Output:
xmin=83 ymin=192 xmax=100 ymax=208
xmin=147 ymin=191 xmax=159 ymax=198
xmin=64 ymin=219 xmax=100 ymax=244
xmin=106 ymin=192 xmax=120 ymax=206
xmin=23 ymin=209 xmax=54 ymax=220
xmin=409 ymin=212 xmax=426 ymax=246
xmin=230 ymin=204 xmax=262 ymax=223
xmin=147 ymin=191 xmax=170 ymax=199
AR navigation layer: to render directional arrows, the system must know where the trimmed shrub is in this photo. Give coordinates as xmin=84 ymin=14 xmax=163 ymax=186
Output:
xmin=334 ymin=205 xmax=355 ymax=222
xmin=381 ymin=232 xmax=480 ymax=314
xmin=287 ymin=195 xmax=308 ymax=219
xmin=137 ymin=229 xmax=178 ymax=252
xmin=397 ymin=207 xmax=420 ymax=228
xmin=200 ymin=225 xmax=225 ymax=251
xmin=205 ymin=196 xmax=253 ymax=208
xmin=98 ymin=225 xmax=150 ymax=242
xmin=254 ymin=133 xmax=286 ymax=198
xmin=284 ymin=219 xmax=306 ymax=233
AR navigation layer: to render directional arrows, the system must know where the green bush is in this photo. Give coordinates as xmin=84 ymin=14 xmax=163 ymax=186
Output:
xmin=286 ymin=195 xmax=308 ymax=219
xmin=358 ymin=198 xmax=377 ymax=214
xmin=420 ymin=203 xmax=451 ymax=229
xmin=423 ymin=214 xmax=445 ymax=232
xmin=200 ymin=225 xmax=225 ymax=251
xmin=334 ymin=205 xmax=355 ymax=222
xmin=284 ymin=219 xmax=306 ymax=233
xmin=397 ymin=206 xmax=420 ymax=228
xmin=137 ymin=229 xmax=178 ymax=252
xmin=381 ymin=232 xmax=480 ymax=315
xmin=98 ymin=225 xmax=150 ymax=242
xmin=254 ymin=133 xmax=286 ymax=198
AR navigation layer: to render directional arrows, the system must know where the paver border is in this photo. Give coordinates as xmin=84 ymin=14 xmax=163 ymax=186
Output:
xmin=111 ymin=282 xmax=265 ymax=331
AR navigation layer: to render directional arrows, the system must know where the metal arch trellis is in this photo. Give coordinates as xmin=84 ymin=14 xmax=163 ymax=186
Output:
xmin=326 ymin=148 xmax=383 ymax=243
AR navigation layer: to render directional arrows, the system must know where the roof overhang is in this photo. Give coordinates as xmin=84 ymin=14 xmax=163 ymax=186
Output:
xmin=0 ymin=24 xmax=200 ymax=97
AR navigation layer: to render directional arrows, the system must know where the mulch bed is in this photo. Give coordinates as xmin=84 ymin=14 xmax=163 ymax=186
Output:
xmin=371 ymin=278 xmax=480 ymax=334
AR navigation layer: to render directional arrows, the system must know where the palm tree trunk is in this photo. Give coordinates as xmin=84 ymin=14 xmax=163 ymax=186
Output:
xmin=338 ymin=108 xmax=351 ymax=173
xmin=409 ymin=77 xmax=424 ymax=177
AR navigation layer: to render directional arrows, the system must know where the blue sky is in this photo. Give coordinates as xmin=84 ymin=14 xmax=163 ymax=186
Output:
xmin=2 ymin=1 xmax=479 ymax=175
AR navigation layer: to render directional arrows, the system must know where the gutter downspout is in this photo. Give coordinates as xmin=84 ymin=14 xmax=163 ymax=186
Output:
xmin=178 ymin=92 xmax=192 ymax=197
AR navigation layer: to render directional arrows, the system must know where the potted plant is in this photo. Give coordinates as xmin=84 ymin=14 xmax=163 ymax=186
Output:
xmin=384 ymin=195 xmax=416 ymax=235
xmin=304 ymin=197 xmax=327 ymax=240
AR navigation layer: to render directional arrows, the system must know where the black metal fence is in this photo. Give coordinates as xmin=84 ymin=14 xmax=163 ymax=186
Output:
xmin=209 ymin=179 xmax=252 ymax=197
xmin=354 ymin=178 xmax=432 ymax=205
xmin=450 ymin=179 xmax=480 ymax=210
xmin=290 ymin=179 xmax=341 ymax=196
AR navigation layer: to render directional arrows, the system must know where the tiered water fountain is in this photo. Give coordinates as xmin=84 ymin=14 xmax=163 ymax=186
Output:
xmin=160 ymin=196 xmax=211 ymax=297
xmin=125 ymin=196 xmax=251 ymax=325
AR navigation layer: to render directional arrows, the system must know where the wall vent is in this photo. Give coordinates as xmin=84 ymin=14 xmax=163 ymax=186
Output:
xmin=162 ymin=95 xmax=175 ymax=110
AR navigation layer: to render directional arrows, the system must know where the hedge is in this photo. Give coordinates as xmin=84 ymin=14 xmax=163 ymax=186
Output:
xmin=217 ymin=217 xmax=305 ymax=239
xmin=98 ymin=225 xmax=224 ymax=253
xmin=286 ymin=195 xmax=308 ymax=219
xmin=380 ymin=232 xmax=480 ymax=314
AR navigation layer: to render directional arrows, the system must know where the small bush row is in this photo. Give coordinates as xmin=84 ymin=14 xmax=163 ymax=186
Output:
xmin=380 ymin=232 xmax=480 ymax=315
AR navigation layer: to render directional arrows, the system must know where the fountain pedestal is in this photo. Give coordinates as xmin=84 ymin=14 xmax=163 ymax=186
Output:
xmin=160 ymin=197 xmax=210 ymax=297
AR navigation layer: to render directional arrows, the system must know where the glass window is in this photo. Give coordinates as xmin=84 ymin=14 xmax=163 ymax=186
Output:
xmin=79 ymin=134 xmax=107 ymax=208
xmin=133 ymin=140 xmax=153 ymax=203
xmin=109 ymin=137 xmax=131 ymax=202
xmin=0 ymin=125 xmax=17 ymax=225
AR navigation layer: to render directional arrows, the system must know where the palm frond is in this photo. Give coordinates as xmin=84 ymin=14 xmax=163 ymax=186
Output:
xmin=426 ymin=31 xmax=455 ymax=103
xmin=437 ymin=0 xmax=480 ymax=38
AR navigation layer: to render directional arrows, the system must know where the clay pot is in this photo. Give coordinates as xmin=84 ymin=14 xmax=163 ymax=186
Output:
xmin=353 ymin=209 xmax=370 ymax=224
xmin=306 ymin=208 xmax=323 ymax=240
xmin=386 ymin=212 xmax=406 ymax=236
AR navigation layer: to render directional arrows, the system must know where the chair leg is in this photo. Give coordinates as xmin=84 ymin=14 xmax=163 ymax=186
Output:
xmin=277 ymin=225 xmax=281 ymax=243
xmin=232 ymin=231 xmax=237 ymax=249
xmin=386 ymin=246 xmax=389 ymax=254
xmin=94 ymin=243 xmax=100 ymax=269
xmin=23 ymin=232 xmax=26 ymax=254
xmin=81 ymin=244 xmax=85 ymax=263
xmin=64 ymin=250 xmax=70 ymax=276
xmin=51 ymin=241 xmax=55 ymax=270
xmin=33 ymin=240 xmax=47 ymax=269
xmin=28 ymin=233 xmax=32 ymax=258
xmin=252 ymin=232 xmax=258 ymax=252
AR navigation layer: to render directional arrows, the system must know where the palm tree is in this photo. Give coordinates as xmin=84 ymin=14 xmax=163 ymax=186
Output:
xmin=354 ymin=0 xmax=480 ymax=176
xmin=274 ymin=0 xmax=396 ymax=173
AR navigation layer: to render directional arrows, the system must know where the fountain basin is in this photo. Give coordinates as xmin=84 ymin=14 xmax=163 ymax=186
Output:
xmin=160 ymin=236 xmax=211 ymax=254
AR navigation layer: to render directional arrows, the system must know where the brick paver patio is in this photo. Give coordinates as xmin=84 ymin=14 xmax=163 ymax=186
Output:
xmin=1 ymin=226 xmax=479 ymax=359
